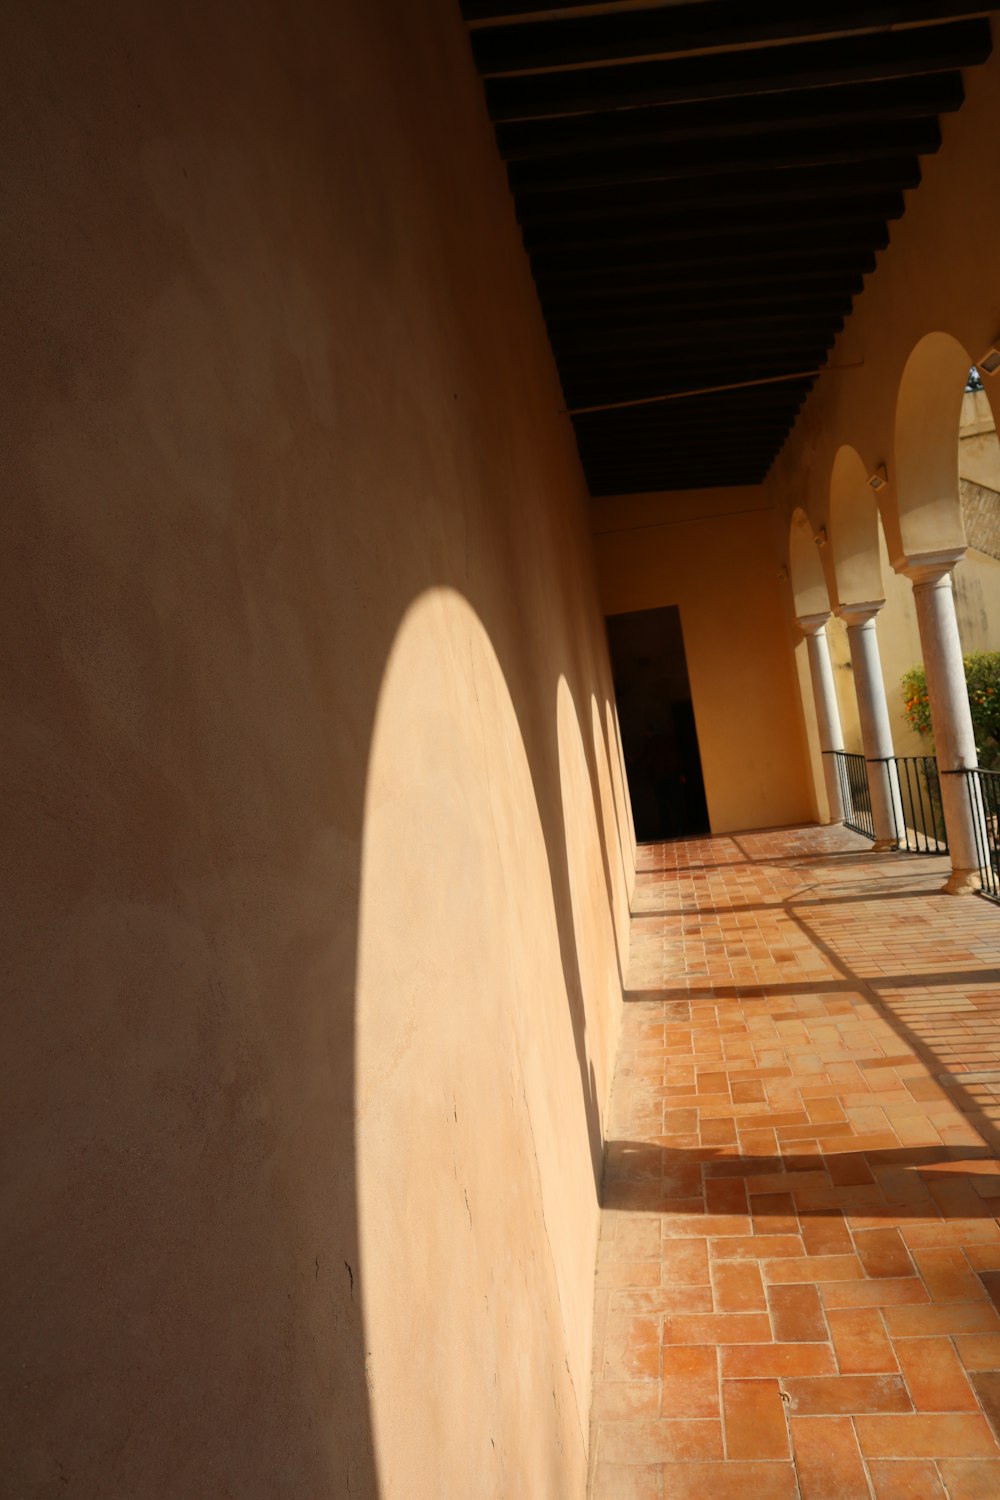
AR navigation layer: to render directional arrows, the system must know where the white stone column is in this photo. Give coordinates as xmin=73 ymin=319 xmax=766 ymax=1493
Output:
xmin=837 ymin=602 xmax=904 ymax=850
xmin=900 ymin=550 xmax=983 ymax=892
xmin=798 ymin=612 xmax=846 ymax=824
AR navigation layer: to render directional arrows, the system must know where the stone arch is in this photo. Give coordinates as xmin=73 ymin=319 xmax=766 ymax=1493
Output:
xmin=828 ymin=444 xmax=885 ymax=609
xmin=789 ymin=505 xmax=831 ymax=620
xmin=894 ymin=331 xmax=973 ymax=559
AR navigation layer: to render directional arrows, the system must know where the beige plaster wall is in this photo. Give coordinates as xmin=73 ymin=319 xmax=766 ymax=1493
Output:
xmin=592 ymin=486 xmax=817 ymax=834
xmin=0 ymin=4 xmax=633 ymax=1497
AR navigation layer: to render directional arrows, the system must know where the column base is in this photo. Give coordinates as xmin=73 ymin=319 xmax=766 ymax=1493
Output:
xmin=872 ymin=838 xmax=900 ymax=853
xmin=941 ymin=867 xmax=983 ymax=896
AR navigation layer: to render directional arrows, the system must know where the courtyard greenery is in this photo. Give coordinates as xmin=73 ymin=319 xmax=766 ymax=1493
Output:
xmin=902 ymin=650 xmax=1000 ymax=770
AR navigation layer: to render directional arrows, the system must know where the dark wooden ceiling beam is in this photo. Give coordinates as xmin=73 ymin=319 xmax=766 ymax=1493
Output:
xmin=549 ymin=312 xmax=847 ymax=341
xmin=581 ymin=404 xmax=813 ymax=422
xmin=553 ymin=331 xmax=839 ymax=362
xmin=524 ymin=196 xmax=906 ymax=254
xmin=581 ymin=381 xmax=818 ymax=404
xmin=564 ymin=391 xmax=824 ymax=418
xmin=509 ymin=120 xmax=940 ymax=192
xmin=561 ymin=367 xmax=834 ymax=397
xmin=571 ymin=405 xmax=814 ymax=433
xmin=581 ymin=461 xmax=786 ymax=480
xmin=579 ymin=440 xmax=786 ymax=454
xmin=484 ymin=19 xmax=991 ymax=120
xmin=566 ymin=389 xmax=816 ymax=416
xmin=581 ymin=442 xmax=791 ymax=457
xmin=540 ymin=277 xmax=866 ymax=313
xmin=582 ymin=449 xmax=786 ymax=464
xmin=569 ymin=390 xmax=816 ymax=422
xmin=570 ymin=399 xmax=816 ymax=426
xmin=546 ymin=310 xmax=851 ymax=340
xmin=536 ymin=262 xmax=875 ymax=302
xmin=546 ymin=306 xmax=850 ymax=341
xmin=542 ymin=287 xmax=856 ymax=318
xmin=579 ymin=446 xmax=799 ymax=469
xmin=462 ymin=1 xmax=644 ymax=21
xmin=515 ymin=160 xmax=923 ymax=222
xmin=541 ymin=285 xmax=855 ymax=312
xmin=548 ymin=321 xmax=847 ymax=351
xmin=568 ymin=406 xmax=808 ymax=427
xmin=460 ymin=5 xmax=991 ymax=495
xmin=583 ymin=439 xmax=794 ymax=458
xmin=497 ymin=73 xmax=962 ymax=160
xmin=587 ymin=461 xmax=778 ymax=480
xmin=577 ymin=432 xmax=805 ymax=454
xmin=562 ymin=366 xmax=824 ymax=400
xmin=531 ymin=225 xmax=889 ymax=277
xmin=578 ymin=404 xmax=807 ymax=423
xmin=577 ymin=426 xmax=795 ymax=440
xmin=579 ymin=431 xmax=794 ymax=444
xmin=588 ymin=474 xmax=773 ymax=494
xmin=471 ymin=3 xmax=988 ymax=74
xmin=585 ymin=470 xmax=781 ymax=487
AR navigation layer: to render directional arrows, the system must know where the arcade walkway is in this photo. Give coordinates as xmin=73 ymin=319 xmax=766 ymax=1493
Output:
xmin=590 ymin=825 xmax=1000 ymax=1500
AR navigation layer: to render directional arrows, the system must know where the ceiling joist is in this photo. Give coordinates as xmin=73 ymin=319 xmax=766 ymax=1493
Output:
xmin=460 ymin=3 xmax=993 ymax=493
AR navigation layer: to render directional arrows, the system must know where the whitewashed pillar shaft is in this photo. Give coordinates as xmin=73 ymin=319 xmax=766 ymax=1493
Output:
xmin=838 ymin=603 xmax=903 ymax=849
xmin=902 ymin=551 xmax=983 ymax=890
xmin=798 ymin=612 xmax=846 ymax=824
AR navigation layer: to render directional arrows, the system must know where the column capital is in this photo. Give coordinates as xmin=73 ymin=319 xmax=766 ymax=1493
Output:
xmin=796 ymin=610 xmax=832 ymax=636
xmin=836 ymin=598 xmax=885 ymax=628
xmin=895 ymin=547 xmax=966 ymax=586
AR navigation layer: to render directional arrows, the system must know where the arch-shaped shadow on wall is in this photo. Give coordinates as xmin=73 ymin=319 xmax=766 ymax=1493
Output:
xmin=591 ymin=691 xmax=633 ymax=971
xmin=353 ymin=589 xmax=632 ymax=1496
xmin=9 ymin=559 xmax=633 ymax=1500
xmin=3 ymin=24 xmax=634 ymax=1497
xmin=604 ymin=695 xmax=637 ymax=865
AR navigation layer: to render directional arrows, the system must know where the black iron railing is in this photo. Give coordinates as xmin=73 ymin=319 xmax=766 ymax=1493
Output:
xmin=963 ymin=768 xmax=1000 ymax=905
xmin=879 ymin=755 xmax=949 ymax=855
xmin=830 ymin=751 xmax=949 ymax=856
xmin=830 ymin=750 xmax=875 ymax=841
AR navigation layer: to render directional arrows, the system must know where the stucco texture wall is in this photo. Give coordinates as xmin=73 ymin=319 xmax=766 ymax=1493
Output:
xmin=591 ymin=486 xmax=816 ymax=834
xmin=0 ymin=3 xmax=632 ymax=1497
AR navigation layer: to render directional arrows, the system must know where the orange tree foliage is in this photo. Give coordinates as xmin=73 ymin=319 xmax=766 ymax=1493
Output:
xmin=902 ymin=651 xmax=1000 ymax=770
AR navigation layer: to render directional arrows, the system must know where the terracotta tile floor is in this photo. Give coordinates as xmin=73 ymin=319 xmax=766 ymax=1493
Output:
xmin=589 ymin=823 xmax=1000 ymax=1500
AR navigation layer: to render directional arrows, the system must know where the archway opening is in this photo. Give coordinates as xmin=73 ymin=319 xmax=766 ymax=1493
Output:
xmin=605 ymin=605 xmax=709 ymax=843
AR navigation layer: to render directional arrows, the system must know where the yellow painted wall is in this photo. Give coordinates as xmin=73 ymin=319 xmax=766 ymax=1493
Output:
xmin=592 ymin=487 xmax=816 ymax=834
xmin=0 ymin=4 xmax=633 ymax=1497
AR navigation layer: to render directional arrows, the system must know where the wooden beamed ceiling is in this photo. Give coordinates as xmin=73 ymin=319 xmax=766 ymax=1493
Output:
xmin=460 ymin=2 xmax=993 ymax=494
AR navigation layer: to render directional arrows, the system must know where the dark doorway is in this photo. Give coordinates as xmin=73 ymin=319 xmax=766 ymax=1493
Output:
xmin=606 ymin=606 xmax=710 ymax=843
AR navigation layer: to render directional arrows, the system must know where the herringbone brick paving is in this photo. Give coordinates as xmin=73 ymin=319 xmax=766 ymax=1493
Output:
xmin=589 ymin=824 xmax=1000 ymax=1500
